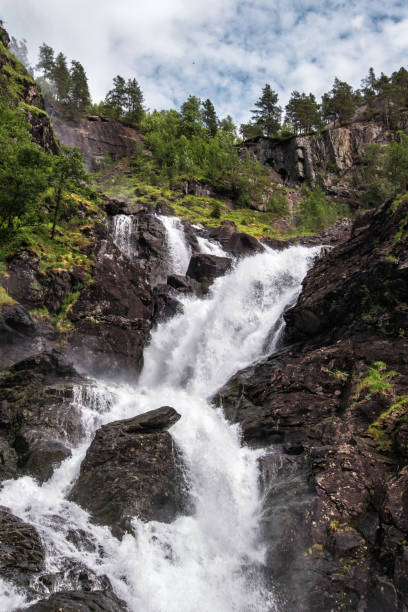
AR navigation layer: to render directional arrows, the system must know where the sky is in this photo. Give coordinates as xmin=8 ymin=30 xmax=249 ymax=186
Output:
xmin=2 ymin=0 xmax=408 ymax=124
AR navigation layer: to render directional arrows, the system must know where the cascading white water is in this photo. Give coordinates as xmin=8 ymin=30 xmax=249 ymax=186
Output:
xmin=112 ymin=214 xmax=135 ymax=258
xmin=158 ymin=215 xmax=192 ymax=274
xmin=0 ymin=227 xmax=320 ymax=611
xmin=196 ymin=235 xmax=228 ymax=257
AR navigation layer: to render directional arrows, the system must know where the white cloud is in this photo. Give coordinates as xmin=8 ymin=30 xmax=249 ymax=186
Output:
xmin=2 ymin=0 xmax=408 ymax=124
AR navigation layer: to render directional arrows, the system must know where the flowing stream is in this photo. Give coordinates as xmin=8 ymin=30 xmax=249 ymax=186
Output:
xmin=112 ymin=214 xmax=135 ymax=258
xmin=0 ymin=220 xmax=320 ymax=611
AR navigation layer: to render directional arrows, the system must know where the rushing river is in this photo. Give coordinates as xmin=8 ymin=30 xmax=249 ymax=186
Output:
xmin=0 ymin=217 xmax=319 ymax=611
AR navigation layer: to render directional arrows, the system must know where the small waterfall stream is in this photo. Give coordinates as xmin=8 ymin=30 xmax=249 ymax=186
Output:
xmin=0 ymin=217 xmax=320 ymax=611
xmin=112 ymin=215 xmax=135 ymax=258
xmin=157 ymin=215 xmax=192 ymax=274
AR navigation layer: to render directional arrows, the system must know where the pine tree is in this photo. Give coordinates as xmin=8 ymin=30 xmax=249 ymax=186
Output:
xmin=124 ymin=78 xmax=144 ymax=125
xmin=36 ymin=43 xmax=55 ymax=79
xmin=202 ymin=99 xmax=218 ymax=137
xmin=250 ymin=84 xmax=282 ymax=137
xmin=104 ymin=75 xmax=127 ymax=119
xmin=285 ymin=91 xmax=322 ymax=134
xmin=69 ymin=60 xmax=91 ymax=118
xmin=53 ymin=52 xmax=71 ymax=104
xmin=321 ymin=78 xmax=357 ymax=125
xmin=219 ymin=115 xmax=236 ymax=136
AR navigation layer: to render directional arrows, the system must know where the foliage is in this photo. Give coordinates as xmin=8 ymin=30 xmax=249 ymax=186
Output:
xmin=50 ymin=146 xmax=88 ymax=239
xmin=0 ymin=105 xmax=49 ymax=231
xmin=356 ymin=361 xmax=397 ymax=399
xmin=202 ymin=99 xmax=218 ymax=137
xmin=297 ymin=186 xmax=336 ymax=231
xmin=104 ymin=75 xmax=144 ymax=125
xmin=68 ymin=60 xmax=91 ymax=119
xmin=355 ymin=133 xmax=408 ymax=206
xmin=321 ymin=78 xmax=359 ymax=125
xmin=285 ymin=91 xmax=322 ymax=134
xmin=268 ymin=192 xmax=289 ymax=217
xmin=53 ymin=52 xmax=71 ymax=104
xmin=250 ymin=84 xmax=282 ymax=137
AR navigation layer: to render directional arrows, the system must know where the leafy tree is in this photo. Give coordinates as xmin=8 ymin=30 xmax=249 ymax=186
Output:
xmin=219 ymin=115 xmax=236 ymax=136
xmin=202 ymin=99 xmax=218 ymax=137
xmin=180 ymin=95 xmax=203 ymax=138
xmin=285 ymin=91 xmax=322 ymax=134
xmin=250 ymin=84 xmax=282 ymax=137
xmin=321 ymin=78 xmax=358 ymax=125
xmin=50 ymin=146 xmax=87 ymax=239
xmin=69 ymin=60 xmax=91 ymax=118
xmin=53 ymin=52 xmax=71 ymax=104
xmin=36 ymin=43 xmax=55 ymax=79
xmin=0 ymin=106 xmax=49 ymax=231
xmin=298 ymin=186 xmax=336 ymax=231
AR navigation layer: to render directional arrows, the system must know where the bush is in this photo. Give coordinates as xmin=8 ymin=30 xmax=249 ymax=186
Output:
xmin=268 ymin=192 xmax=289 ymax=216
xmin=298 ymin=186 xmax=336 ymax=231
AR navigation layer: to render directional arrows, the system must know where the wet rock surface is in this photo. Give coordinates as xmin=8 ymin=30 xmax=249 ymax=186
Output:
xmin=216 ymin=196 xmax=408 ymax=610
xmin=69 ymin=406 xmax=184 ymax=537
xmin=0 ymin=351 xmax=84 ymax=484
xmin=0 ymin=507 xmax=45 ymax=587
xmin=21 ymin=589 xmax=127 ymax=611
xmin=208 ymin=221 xmax=264 ymax=257
xmin=186 ymin=253 xmax=232 ymax=289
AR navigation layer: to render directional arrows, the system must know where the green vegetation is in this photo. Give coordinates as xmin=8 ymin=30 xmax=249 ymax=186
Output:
xmin=356 ymin=134 xmax=408 ymax=207
xmin=297 ymin=186 xmax=337 ymax=232
xmin=356 ymin=361 xmax=397 ymax=400
xmin=0 ymin=285 xmax=16 ymax=309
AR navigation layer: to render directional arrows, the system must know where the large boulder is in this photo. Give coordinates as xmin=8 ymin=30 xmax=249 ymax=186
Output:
xmin=186 ymin=253 xmax=232 ymax=291
xmin=208 ymin=222 xmax=264 ymax=257
xmin=69 ymin=406 xmax=184 ymax=537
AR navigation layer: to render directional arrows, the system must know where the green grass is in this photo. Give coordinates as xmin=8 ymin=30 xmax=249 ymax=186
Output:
xmin=0 ymin=285 xmax=16 ymax=309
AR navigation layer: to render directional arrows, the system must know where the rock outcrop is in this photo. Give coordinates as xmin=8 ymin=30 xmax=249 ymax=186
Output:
xmin=216 ymin=194 xmax=408 ymax=611
xmin=208 ymin=221 xmax=264 ymax=256
xmin=186 ymin=253 xmax=232 ymax=291
xmin=50 ymin=112 xmax=142 ymax=171
xmin=69 ymin=406 xmax=184 ymax=537
xmin=241 ymin=114 xmax=408 ymax=197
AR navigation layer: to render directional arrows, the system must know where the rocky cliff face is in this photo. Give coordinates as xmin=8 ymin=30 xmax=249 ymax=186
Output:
xmin=216 ymin=194 xmax=408 ymax=611
xmin=241 ymin=113 xmax=408 ymax=198
xmin=49 ymin=110 xmax=143 ymax=171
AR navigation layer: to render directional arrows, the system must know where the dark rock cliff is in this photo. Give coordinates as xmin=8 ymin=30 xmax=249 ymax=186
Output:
xmin=216 ymin=194 xmax=408 ymax=611
xmin=241 ymin=113 xmax=408 ymax=198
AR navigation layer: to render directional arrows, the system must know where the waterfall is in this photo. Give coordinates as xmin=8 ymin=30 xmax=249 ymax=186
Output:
xmin=0 ymin=221 xmax=320 ymax=611
xmin=112 ymin=214 xmax=134 ymax=258
xmin=158 ymin=215 xmax=192 ymax=274
xmin=196 ymin=235 xmax=228 ymax=257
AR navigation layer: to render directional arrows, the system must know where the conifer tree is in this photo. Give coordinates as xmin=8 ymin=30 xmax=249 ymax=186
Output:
xmin=53 ymin=52 xmax=71 ymax=104
xmin=104 ymin=75 xmax=127 ymax=119
xmin=321 ymin=78 xmax=358 ymax=125
xmin=125 ymin=78 xmax=144 ymax=125
xmin=250 ymin=84 xmax=282 ymax=137
xmin=36 ymin=43 xmax=55 ymax=79
xmin=69 ymin=60 xmax=91 ymax=118
xmin=202 ymin=99 xmax=218 ymax=137
xmin=285 ymin=91 xmax=321 ymax=134
xmin=9 ymin=37 xmax=33 ymax=75
xmin=180 ymin=95 xmax=202 ymax=137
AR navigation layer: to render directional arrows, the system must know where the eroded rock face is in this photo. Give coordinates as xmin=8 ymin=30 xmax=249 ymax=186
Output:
xmin=69 ymin=406 xmax=184 ymax=537
xmin=51 ymin=113 xmax=142 ymax=171
xmin=241 ymin=116 xmax=407 ymax=196
xmin=216 ymin=196 xmax=408 ymax=611
xmin=68 ymin=239 xmax=154 ymax=377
